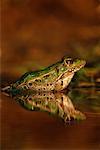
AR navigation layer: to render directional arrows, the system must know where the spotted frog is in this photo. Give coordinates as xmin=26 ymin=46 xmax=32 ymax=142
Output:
xmin=2 ymin=56 xmax=86 ymax=92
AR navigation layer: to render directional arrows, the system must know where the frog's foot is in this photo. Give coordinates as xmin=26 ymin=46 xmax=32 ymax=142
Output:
xmin=64 ymin=109 xmax=86 ymax=123
xmin=1 ymin=86 xmax=11 ymax=95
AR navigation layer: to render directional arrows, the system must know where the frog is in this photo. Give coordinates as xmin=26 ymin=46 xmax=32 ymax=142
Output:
xmin=14 ymin=91 xmax=86 ymax=122
xmin=2 ymin=56 xmax=86 ymax=92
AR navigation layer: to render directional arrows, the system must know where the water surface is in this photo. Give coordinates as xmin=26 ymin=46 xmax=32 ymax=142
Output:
xmin=1 ymin=88 xmax=100 ymax=150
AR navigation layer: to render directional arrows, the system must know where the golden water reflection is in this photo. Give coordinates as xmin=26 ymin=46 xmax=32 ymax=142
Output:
xmin=1 ymin=88 xmax=100 ymax=150
xmin=13 ymin=91 xmax=86 ymax=122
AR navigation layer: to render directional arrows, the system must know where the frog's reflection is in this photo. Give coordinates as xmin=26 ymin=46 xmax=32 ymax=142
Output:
xmin=13 ymin=91 xmax=86 ymax=123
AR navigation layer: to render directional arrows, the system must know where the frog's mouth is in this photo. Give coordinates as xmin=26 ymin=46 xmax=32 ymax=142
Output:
xmin=68 ymin=60 xmax=86 ymax=73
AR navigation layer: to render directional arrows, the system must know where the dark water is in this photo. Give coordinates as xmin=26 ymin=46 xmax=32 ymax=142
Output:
xmin=1 ymin=88 xmax=100 ymax=150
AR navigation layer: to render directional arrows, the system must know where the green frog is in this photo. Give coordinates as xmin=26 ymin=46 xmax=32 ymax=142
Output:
xmin=2 ymin=56 xmax=86 ymax=92
xmin=14 ymin=92 xmax=86 ymax=122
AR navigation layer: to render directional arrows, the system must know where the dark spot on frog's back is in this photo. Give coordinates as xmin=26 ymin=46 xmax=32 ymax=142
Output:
xmin=43 ymin=87 xmax=46 ymax=90
xmin=35 ymin=79 xmax=42 ymax=83
xmin=43 ymin=74 xmax=50 ymax=78
xmin=29 ymin=82 xmax=32 ymax=86
xmin=35 ymin=79 xmax=38 ymax=82
xmin=29 ymin=97 xmax=32 ymax=101
xmin=61 ymin=80 xmax=63 ymax=86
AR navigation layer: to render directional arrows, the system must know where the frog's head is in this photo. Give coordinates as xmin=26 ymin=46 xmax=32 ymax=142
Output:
xmin=63 ymin=57 xmax=86 ymax=73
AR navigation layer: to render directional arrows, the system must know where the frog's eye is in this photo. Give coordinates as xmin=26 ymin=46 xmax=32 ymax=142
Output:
xmin=65 ymin=58 xmax=73 ymax=65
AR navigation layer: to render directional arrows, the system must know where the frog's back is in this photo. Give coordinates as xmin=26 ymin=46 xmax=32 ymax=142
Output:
xmin=14 ymin=61 xmax=61 ymax=86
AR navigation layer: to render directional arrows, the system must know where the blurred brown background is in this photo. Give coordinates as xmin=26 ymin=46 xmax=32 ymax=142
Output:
xmin=1 ymin=0 xmax=100 ymax=80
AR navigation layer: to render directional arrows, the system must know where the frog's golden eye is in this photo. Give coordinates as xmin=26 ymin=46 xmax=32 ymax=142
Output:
xmin=65 ymin=58 xmax=73 ymax=65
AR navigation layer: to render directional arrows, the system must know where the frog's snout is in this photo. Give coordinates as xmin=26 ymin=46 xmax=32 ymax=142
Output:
xmin=76 ymin=60 xmax=86 ymax=68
